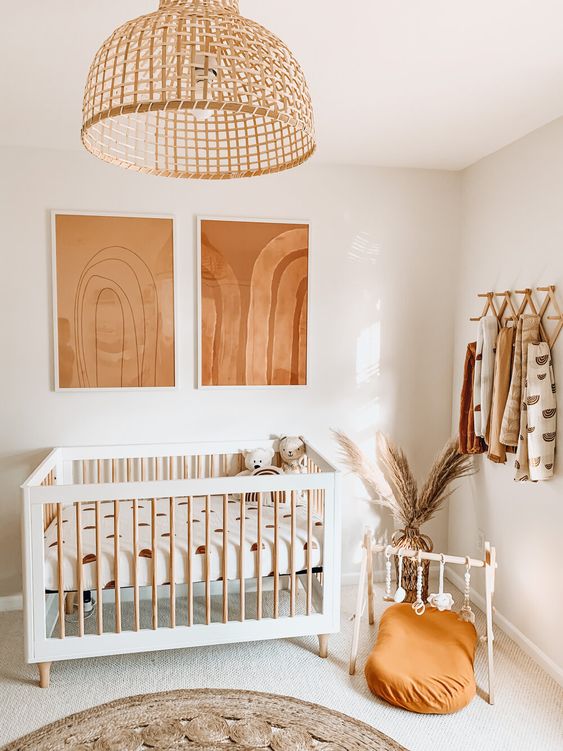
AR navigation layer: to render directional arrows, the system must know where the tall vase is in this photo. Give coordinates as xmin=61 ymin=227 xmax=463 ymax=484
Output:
xmin=392 ymin=527 xmax=433 ymax=604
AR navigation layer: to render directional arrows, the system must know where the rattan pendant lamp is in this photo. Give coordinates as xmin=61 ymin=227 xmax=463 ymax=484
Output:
xmin=82 ymin=0 xmax=316 ymax=179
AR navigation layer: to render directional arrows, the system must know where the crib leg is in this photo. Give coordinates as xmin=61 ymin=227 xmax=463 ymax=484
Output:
xmin=318 ymin=634 xmax=329 ymax=658
xmin=38 ymin=662 xmax=52 ymax=689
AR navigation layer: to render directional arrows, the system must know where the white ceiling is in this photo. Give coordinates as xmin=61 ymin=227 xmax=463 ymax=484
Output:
xmin=2 ymin=0 xmax=563 ymax=170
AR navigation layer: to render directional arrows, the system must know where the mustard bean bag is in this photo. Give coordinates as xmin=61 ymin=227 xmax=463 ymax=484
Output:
xmin=365 ymin=603 xmax=478 ymax=714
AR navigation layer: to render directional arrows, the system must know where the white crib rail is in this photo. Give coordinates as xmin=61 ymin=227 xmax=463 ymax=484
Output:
xmin=21 ymin=441 xmax=341 ymax=688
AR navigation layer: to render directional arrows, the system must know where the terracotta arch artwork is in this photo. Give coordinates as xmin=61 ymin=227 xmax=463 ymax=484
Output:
xmin=54 ymin=213 xmax=175 ymax=389
xmin=199 ymin=218 xmax=309 ymax=386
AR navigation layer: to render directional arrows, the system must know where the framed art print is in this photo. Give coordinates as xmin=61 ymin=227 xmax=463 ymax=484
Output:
xmin=52 ymin=212 xmax=176 ymax=390
xmin=198 ymin=217 xmax=310 ymax=387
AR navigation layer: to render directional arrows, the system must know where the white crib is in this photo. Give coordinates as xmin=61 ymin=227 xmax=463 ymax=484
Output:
xmin=21 ymin=439 xmax=341 ymax=687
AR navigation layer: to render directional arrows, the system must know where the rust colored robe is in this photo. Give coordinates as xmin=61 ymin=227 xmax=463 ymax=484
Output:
xmin=459 ymin=342 xmax=487 ymax=455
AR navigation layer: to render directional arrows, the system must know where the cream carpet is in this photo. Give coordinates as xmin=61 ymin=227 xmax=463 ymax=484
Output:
xmin=0 ymin=584 xmax=561 ymax=751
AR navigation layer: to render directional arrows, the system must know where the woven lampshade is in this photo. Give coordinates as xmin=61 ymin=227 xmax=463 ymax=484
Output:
xmin=82 ymin=0 xmax=316 ymax=179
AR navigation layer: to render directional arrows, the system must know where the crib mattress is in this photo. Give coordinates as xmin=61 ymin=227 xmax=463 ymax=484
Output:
xmin=43 ymin=496 xmax=324 ymax=592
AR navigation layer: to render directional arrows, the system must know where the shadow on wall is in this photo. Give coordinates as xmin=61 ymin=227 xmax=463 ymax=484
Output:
xmin=0 ymin=448 xmax=52 ymax=597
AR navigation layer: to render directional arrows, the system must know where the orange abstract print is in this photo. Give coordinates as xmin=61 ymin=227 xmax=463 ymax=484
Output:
xmin=55 ymin=214 xmax=175 ymax=389
xmin=200 ymin=219 xmax=309 ymax=386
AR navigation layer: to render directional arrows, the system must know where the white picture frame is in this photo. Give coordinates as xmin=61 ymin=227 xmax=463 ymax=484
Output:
xmin=51 ymin=210 xmax=178 ymax=392
xmin=197 ymin=215 xmax=312 ymax=389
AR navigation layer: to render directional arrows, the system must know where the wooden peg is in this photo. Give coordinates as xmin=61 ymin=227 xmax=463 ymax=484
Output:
xmin=494 ymin=292 xmax=509 ymax=323
xmin=537 ymin=285 xmax=563 ymax=347
xmin=470 ymin=292 xmax=497 ymax=322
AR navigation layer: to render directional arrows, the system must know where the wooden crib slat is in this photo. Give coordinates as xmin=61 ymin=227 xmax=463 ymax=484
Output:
xmin=95 ymin=500 xmax=103 ymax=635
xmin=290 ymin=490 xmax=296 ymax=617
xmin=274 ymin=491 xmax=280 ymax=619
xmin=222 ymin=492 xmax=228 ymax=624
xmin=205 ymin=494 xmax=211 ymax=625
xmin=256 ymin=491 xmax=262 ymax=620
xmin=169 ymin=495 xmax=176 ymax=628
xmin=56 ymin=503 xmax=65 ymax=639
xmin=307 ymin=488 xmax=312 ymax=616
xmin=114 ymin=499 xmax=121 ymax=633
xmin=132 ymin=498 xmax=140 ymax=631
xmin=151 ymin=497 xmax=158 ymax=629
xmin=187 ymin=496 xmax=193 ymax=626
xmin=239 ymin=492 xmax=245 ymax=622
xmin=75 ymin=502 xmax=84 ymax=637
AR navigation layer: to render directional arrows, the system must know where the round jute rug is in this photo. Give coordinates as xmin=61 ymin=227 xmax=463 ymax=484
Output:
xmin=1 ymin=689 xmax=407 ymax=751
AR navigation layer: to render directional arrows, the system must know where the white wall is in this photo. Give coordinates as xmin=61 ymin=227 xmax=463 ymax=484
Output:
xmin=450 ymin=117 xmax=563 ymax=671
xmin=0 ymin=146 xmax=460 ymax=598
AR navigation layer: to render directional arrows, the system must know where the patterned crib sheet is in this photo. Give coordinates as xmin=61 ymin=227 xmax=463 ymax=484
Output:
xmin=43 ymin=495 xmax=324 ymax=592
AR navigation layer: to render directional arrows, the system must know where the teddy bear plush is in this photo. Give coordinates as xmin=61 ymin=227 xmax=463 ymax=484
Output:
xmin=238 ymin=446 xmax=275 ymax=475
xmin=234 ymin=446 xmax=278 ymax=504
xmin=279 ymin=436 xmax=307 ymax=474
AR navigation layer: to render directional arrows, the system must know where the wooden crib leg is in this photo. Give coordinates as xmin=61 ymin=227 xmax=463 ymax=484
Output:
xmin=318 ymin=634 xmax=329 ymax=658
xmin=38 ymin=662 xmax=52 ymax=689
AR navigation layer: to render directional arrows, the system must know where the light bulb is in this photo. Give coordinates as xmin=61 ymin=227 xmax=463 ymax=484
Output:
xmin=191 ymin=53 xmax=218 ymax=122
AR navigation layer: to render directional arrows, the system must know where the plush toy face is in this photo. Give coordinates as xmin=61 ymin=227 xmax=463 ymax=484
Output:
xmin=279 ymin=436 xmax=306 ymax=463
xmin=244 ymin=447 xmax=275 ymax=472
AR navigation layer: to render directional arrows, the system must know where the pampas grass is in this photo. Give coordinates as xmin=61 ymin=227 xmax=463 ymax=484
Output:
xmin=333 ymin=430 xmax=474 ymax=529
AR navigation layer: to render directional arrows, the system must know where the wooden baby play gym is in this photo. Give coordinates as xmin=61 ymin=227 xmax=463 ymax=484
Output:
xmin=350 ymin=529 xmax=497 ymax=713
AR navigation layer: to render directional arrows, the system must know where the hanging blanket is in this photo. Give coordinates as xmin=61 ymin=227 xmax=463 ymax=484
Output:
xmin=487 ymin=326 xmax=515 ymax=463
xmin=473 ymin=316 xmax=499 ymax=439
xmin=500 ymin=315 xmax=540 ymax=448
xmin=519 ymin=341 xmax=557 ymax=481
xmin=459 ymin=342 xmax=486 ymax=455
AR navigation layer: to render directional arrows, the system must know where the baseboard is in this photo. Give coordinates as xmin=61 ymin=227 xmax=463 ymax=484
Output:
xmin=446 ymin=569 xmax=563 ymax=688
xmin=0 ymin=593 xmax=23 ymax=612
xmin=341 ymin=569 xmax=384 ymax=586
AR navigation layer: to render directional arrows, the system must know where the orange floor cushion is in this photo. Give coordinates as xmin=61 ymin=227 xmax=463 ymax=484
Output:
xmin=365 ymin=603 xmax=478 ymax=714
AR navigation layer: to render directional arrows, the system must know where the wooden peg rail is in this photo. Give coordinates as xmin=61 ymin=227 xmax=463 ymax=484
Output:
xmin=470 ymin=285 xmax=563 ymax=348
